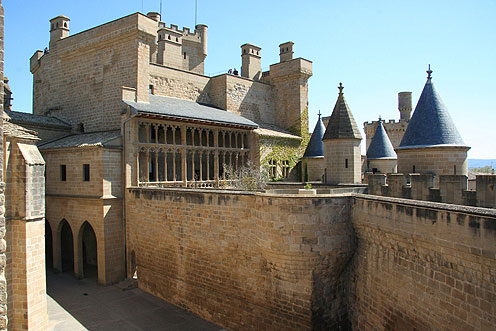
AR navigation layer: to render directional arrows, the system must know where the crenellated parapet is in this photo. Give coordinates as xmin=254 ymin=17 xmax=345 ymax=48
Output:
xmin=366 ymin=173 xmax=496 ymax=208
xmin=363 ymin=91 xmax=412 ymax=150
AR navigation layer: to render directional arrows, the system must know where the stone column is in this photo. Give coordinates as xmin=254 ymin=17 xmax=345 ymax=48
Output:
xmin=181 ymin=126 xmax=187 ymax=187
xmin=214 ymin=129 xmax=219 ymax=186
xmin=74 ymin=232 xmax=83 ymax=280
xmin=5 ymin=142 xmax=48 ymax=330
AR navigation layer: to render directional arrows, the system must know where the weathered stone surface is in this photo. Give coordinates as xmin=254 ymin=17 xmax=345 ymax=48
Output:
xmin=126 ymin=188 xmax=355 ymax=330
xmin=349 ymin=194 xmax=496 ymax=331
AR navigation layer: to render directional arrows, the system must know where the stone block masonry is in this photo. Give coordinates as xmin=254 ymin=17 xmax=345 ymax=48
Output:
xmin=126 ymin=188 xmax=355 ymax=330
xmin=126 ymin=187 xmax=496 ymax=330
xmin=0 ymin=1 xmax=6 ymax=328
xmin=349 ymin=194 xmax=496 ymax=331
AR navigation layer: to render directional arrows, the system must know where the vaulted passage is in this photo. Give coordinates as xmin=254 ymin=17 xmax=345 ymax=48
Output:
xmin=80 ymin=222 xmax=97 ymax=279
xmin=59 ymin=220 xmax=74 ymax=274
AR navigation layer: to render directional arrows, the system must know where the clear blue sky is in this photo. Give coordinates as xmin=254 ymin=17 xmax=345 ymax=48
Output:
xmin=4 ymin=0 xmax=496 ymax=158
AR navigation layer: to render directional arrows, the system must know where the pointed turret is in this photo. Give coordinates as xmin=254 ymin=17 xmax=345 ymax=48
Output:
xmin=322 ymin=83 xmax=362 ymax=184
xmin=302 ymin=111 xmax=325 ymax=181
xmin=396 ymin=66 xmax=470 ymax=178
xmin=367 ymin=120 xmax=396 ymax=160
xmin=366 ymin=120 xmax=397 ymax=173
xmin=398 ymin=66 xmax=466 ymax=149
xmin=322 ymin=83 xmax=362 ymax=140
xmin=303 ymin=111 xmax=325 ymax=158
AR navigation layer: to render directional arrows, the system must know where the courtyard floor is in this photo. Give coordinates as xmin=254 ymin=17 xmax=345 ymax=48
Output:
xmin=46 ymin=269 xmax=225 ymax=331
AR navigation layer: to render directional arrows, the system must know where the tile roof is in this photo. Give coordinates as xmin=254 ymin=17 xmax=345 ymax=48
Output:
xmin=124 ymin=95 xmax=258 ymax=129
xmin=3 ymin=121 xmax=40 ymax=140
xmin=398 ymin=77 xmax=467 ymax=149
xmin=39 ymin=130 xmax=121 ymax=149
xmin=4 ymin=110 xmax=71 ymax=129
xmin=322 ymin=86 xmax=362 ymax=140
xmin=303 ymin=116 xmax=325 ymax=158
xmin=255 ymin=123 xmax=301 ymax=139
xmin=366 ymin=121 xmax=396 ymax=159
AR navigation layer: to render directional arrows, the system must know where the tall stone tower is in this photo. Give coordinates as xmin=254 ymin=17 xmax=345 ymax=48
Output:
xmin=322 ymin=83 xmax=362 ymax=184
xmin=269 ymin=42 xmax=312 ymax=136
xmin=397 ymin=66 xmax=470 ymax=178
xmin=398 ymin=91 xmax=412 ymax=121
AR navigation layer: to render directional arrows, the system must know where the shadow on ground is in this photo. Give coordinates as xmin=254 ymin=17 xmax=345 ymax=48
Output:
xmin=46 ymin=269 xmax=225 ymax=331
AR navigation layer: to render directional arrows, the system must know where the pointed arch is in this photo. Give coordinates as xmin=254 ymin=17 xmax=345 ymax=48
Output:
xmin=77 ymin=221 xmax=98 ymax=280
xmin=58 ymin=219 xmax=74 ymax=274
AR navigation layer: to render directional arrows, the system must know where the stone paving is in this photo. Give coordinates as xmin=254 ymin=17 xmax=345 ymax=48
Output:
xmin=46 ymin=270 xmax=225 ymax=331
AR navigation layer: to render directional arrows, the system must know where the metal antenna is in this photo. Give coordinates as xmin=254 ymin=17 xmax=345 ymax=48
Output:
xmin=160 ymin=0 xmax=162 ymax=18
xmin=195 ymin=0 xmax=198 ymax=27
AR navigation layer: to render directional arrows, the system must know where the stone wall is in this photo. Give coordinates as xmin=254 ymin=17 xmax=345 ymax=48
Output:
xmin=303 ymin=157 xmax=324 ymax=182
xmin=126 ymin=188 xmax=355 ymax=330
xmin=349 ymin=194 xmax=496 ymax=330
xmin=223 ymin=75 xmax=274 ymax=125
xmin=31 ymin=14 xmax=147 ymax=132
xmin=324 ymin=139 xmax=362 ymax=184
xmin=364 ymin=120 xmax=408 ymax=151
xmin=149 ymin=63 xmax=210 ymax=103
xmin=397 ymin=147 xmax=469 ymax=179
xmin=42 ymin=147 xmax=124 ymax=284
xmin=367 ymin=173 xmax=496 ymax=208
xmin=0 ymin=2 xmax=6 ymax=327
xmin=366 ymin=158 xmax=397 ymax=175
xmin=5 ymin=140 xmax=47 ymax=330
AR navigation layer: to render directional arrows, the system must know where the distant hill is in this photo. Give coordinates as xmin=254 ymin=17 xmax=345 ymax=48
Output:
xmin=468 ymin=159 xmax=496 ymax=169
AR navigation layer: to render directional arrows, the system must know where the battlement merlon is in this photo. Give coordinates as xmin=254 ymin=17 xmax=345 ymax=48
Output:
xmin=30 ymin=50 xmax=44 ymax=74
xmin=364 ymin=119 xmax=404 ymax=126
xmin=269 ymin=57 xmax=313 ymax=80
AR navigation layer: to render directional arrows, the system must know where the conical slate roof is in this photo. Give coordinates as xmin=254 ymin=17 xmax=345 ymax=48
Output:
xmin=366 ymin=121 xmax=396 ymax=159
xmin=398 ymin=69 xmax=466 ymax=149
xmin=303 ymin=113 xmax=325 ymax=158
xmin=322 ymin=83 xmax=362 ymax=140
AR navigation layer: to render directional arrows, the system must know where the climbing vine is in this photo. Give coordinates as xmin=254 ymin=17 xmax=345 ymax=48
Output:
xmin=259 ymin=107 xmax=310 ymax=180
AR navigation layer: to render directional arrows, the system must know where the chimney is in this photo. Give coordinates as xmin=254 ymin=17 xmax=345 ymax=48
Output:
xmin=147 ymin=12 xmax=161 ymax=22
xmin=279 ymin=41 xmax=294 ymax=62
xmin=241 ymin=43 xmax=261 ymax=80
xmin=49 ymin=16 xmax=70 ymax=48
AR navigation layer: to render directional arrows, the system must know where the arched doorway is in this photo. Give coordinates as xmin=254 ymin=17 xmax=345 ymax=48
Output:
xmin=59 ymin=220 xmax=74 ymax=274
xmin=45 ymin=221 xmax=53 ymax=270
xmin=80 ymin=222 xmax=97 ymax=279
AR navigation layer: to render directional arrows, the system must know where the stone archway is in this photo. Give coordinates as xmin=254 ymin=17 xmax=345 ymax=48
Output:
xmin=59 ymin=219 xmax=74 ymax=274
xmin=78 ymin=222 xmax=98 ymax=279
xmin=45 ymin=221 xmax=53 ymax=270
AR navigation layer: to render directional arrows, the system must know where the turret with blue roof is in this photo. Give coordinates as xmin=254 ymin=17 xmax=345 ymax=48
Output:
xmin=302 ymin=111 xmax=325 ymax=181
xmin=396 ymin=66 xmax=470 ymax=178
xmin=323 ymin=83 xmax=362 ymax=184
xmin=366 ymin=118 xmax=397 ymax=173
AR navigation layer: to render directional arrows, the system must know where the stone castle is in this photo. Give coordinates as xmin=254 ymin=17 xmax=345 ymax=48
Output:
xmin=0 ymin=8 xmax=495 ymax=331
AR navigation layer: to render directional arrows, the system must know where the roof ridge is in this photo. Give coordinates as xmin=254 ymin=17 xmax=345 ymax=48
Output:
xmin=322 ymin=91 xmax=362 ymax=140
